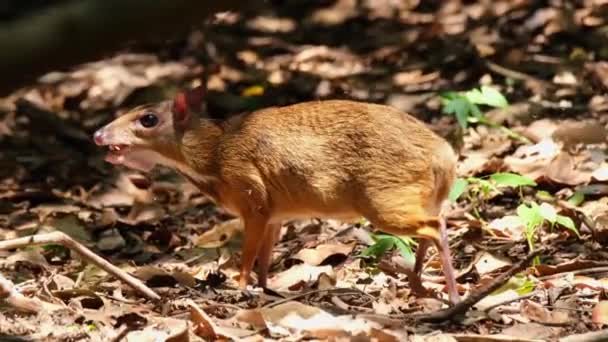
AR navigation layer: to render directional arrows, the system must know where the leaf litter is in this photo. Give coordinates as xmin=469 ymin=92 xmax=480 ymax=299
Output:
xmin=2 ymin=1 xmax=608 ymax=341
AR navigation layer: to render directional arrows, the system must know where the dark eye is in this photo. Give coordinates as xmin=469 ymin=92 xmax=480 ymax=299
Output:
xmin=139 ymin=113 xmax=158 ymax=128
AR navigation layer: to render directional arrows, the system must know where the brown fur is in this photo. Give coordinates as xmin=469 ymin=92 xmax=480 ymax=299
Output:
xmin=94 ymin=97 xmax=459 ymax=302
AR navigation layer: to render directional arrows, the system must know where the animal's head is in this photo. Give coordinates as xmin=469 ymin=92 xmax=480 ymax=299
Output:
xmin=93 ymin=85 xmax=207 ymax=172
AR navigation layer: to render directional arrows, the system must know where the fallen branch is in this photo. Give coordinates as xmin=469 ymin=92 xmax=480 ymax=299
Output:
xmin=0 ymin=273 xmax=47 ymax=313
xmin=0 ymin=231 xmax=160 ymax=301
xmin=413 ymin=247 xmax=546 ymax=323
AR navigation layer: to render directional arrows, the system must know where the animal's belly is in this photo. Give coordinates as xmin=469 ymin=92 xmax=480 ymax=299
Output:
xmin=269 ymin=204 xmax=361 ymax=224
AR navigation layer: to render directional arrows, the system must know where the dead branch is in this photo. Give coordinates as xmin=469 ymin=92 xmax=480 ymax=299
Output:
xmin=0 ymin=273 xmax=44 ymax=313
xmin=0 ymin=0 xmax=262 ymax=96
xmin=413 ymin=247 xmax=547 ymax=323
xmin=0 ymin=231 xmax=160 ymax=301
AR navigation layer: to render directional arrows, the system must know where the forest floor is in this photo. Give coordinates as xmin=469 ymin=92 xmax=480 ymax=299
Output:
xmin=2 ymin=1 xmax=608 ymax=341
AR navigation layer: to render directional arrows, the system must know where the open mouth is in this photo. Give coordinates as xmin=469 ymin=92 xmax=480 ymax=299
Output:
xmin=108 ymin=144 xmax=128 ymax=153
xmin=105 ymin=144 xmax=130 ymax=164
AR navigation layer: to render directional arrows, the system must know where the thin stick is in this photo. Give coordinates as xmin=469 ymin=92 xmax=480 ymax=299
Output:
xmin=263 ymin=288 xmax=369 ymax=308
xmin=485 ymin=61 xmax=552 ymax=87
xmin=483 ymin=291 xmax=540 ymax=314
xmin=0 ymin=231 xmax=160 ymax=301
xmin=412 ymin=247 xmax=546 ymax=322
xmin=538 ymin=266 xmax=608 ymax=280
xmin=0 ymin=273 xmax=44 ymax=313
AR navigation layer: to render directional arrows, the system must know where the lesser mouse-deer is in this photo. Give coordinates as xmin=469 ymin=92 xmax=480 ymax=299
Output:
xmin=93 ymin=84 xmax=460 ymax=303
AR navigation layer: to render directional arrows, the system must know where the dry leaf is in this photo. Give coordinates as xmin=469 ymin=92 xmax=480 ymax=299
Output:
xmin=474 ymin=251 xmax=512 ymax=276
xmin=195 ymin=218 xmax=243 ymax=248
xmin=487 ymin=215 xmax=525 ymax=240
xmin=291 ymin=242 xmax=355 ymax=266
xmin=268 ymin=264 xmax=335 ymax=291
xmin=520 ymin=300 xmax=570 ymax=324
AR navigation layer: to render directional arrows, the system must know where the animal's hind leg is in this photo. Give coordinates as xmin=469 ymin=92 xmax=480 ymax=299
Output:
xmin=434 ymin=217 xmax=460 ymax=304
xmin=364 ymin=205 xmax=460 ymax=304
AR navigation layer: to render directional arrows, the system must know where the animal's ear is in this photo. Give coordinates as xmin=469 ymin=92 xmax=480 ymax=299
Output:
xmin=172 ymin=85 xmax=206 ymax=127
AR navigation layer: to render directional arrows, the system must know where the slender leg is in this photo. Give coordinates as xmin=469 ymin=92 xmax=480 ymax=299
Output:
xmin=434 ymin=217 xmax=460 ymax=304
xmin=239 ymin=216 xmax=269 ymax=289
xmin=256 ymin=223 xmax=281 ymax=288
xmin=414 ymin=239 xmax=431 ymax=275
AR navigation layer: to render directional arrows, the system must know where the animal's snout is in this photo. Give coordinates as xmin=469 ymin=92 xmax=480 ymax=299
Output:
xmin=93 ymin=129 xmax=106 ymax=145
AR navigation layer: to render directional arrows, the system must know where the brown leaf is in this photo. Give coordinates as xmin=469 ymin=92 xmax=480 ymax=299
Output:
xmin=291 ymin=242 xmax=355 ymax=266
xmin=552 ymin=120 xmax=607 ymax=147
xmin=195 ymin=218 xmax=243 ymax=248
xmin=500 ymin=322 xmax=562 ymax=340
xmin=268 ymin=264 xmax=335 ymax=291
xmin=474 ymin=251 xmax=512 ymax=276
xmin=520 ymin=300 xmax=570 ymax=324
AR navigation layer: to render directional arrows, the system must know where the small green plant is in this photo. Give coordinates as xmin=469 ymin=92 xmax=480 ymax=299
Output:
xmin=517 ymin=201 xmax=579 ymax=253
xmin=493 ymin=273 xmax=537 ymax=295
xmin=441 ymin=86 xmax=529 ymax=142
xmin=449 ymin=172 xmax=537 ymax=204
xmin=567 ymin=191 xmax=585 ymax=206
xmin=359 ymin=233 xmax=416 ymax=266
xmin=442 ymin=86 xmax=508 ymax=129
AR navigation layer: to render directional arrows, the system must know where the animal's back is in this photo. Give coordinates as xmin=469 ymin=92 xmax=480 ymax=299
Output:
xmin=219 ymin=100 xmax=456 ymax=219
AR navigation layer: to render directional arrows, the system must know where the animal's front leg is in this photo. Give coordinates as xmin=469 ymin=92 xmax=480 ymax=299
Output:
xmin=238 ymin=215 xmax=270 ymax=289
xmin=256 ymin=223 xmax=282 ymax=288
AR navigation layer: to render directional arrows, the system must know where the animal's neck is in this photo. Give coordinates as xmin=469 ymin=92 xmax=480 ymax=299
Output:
xmin=178 ymin=121 xmax=223 ymax=178
xmin=146 ymin=120 xmax=223 ymax=191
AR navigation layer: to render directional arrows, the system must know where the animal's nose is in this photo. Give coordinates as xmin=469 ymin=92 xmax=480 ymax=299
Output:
xmin=93 ymin=129 xmax=105 ymax=145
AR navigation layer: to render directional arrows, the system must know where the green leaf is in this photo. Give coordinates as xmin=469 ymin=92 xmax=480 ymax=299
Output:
xmin=443 ymin=97 xmax=471 ymax=129
xmin=517 ymin=203 xmax=544 ymax=232
xmin=477 ymin=178 xmax=500 ymax=196
xmin=556 ymin=215 xmax=579 ymax=237
xmin=490 ymin=172 xmax=537 ymax=188
xmin=567 ymin=192 xmax=585 ymax=206
xmin=360 ymin=236 xmax=395 ymax=260
xmin=448 ymin=178 xmax=469 ymax=203
xmin=393 ymin=236 xmax=415 ymax=266
xmin=494 ymin=273 xmax=536 ymax=295
xmin=535 ymin=190 xmax=554 ymax=202
xmin=465 ymin=86 xmax=508 ymax=108
xmin=538 ymin=203 xmax=557 ymax=224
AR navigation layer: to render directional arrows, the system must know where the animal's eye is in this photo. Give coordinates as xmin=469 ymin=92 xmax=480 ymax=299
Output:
xmin=139 ymin=113 xmax=158 ymax=128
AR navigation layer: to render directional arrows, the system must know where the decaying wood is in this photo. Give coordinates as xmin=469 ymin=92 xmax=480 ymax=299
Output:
xmin=0 ymin=231 xmax=160 ymax=301
xmin=413 ymin=247 xmax=547 ymax=323
xmin=0 ymin=273 xmax=44 ymax=313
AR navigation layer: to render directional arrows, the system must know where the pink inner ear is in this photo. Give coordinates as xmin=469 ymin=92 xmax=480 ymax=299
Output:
xmin=172 ymin=93 xmax=188 ymax=122
xmin=185 ymin=85 xmax=205 ymax=110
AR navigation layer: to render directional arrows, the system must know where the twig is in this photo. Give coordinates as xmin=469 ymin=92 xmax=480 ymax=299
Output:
xmin=412 ymin=247 xmax=546 ymax=322
xmin=483 ymin=291 xmax=541 ymax=314
xmin=0 ymin=231 xmax=160 ymax=301
xmin=538 ymin=266 xmax=608 ymax=281
xmin=485 ymin=61 xmax=552 ymax=87
xmin=0 ymin=273 xmax=43 ymax=313
xmin=559 ymin=328 xmax=608 ymax=342
xmin=263 ymin=288 xmax=370 ymax=308
xmin=109 ymin=326 xmax=131 ymax=342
